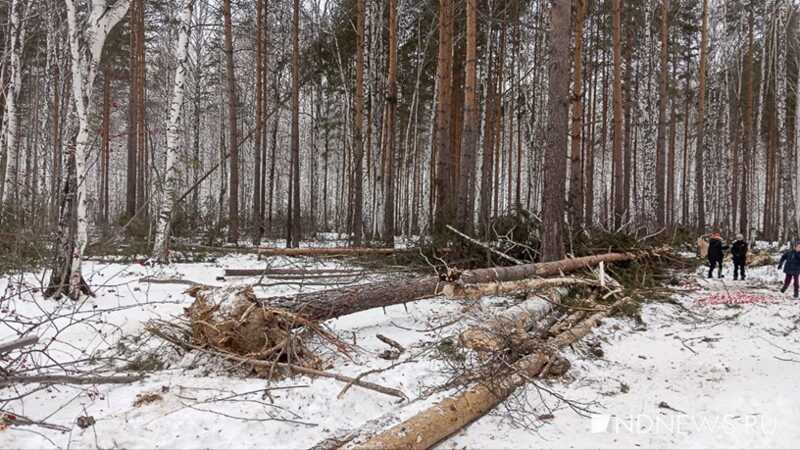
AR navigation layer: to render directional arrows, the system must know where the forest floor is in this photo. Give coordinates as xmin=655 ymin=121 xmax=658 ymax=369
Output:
xmin=1 ymin=247 xmax=799 ymax=449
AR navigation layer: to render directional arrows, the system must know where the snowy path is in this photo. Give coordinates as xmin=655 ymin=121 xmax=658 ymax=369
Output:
xmin=1 ymin=259 xmax=799 ymax=449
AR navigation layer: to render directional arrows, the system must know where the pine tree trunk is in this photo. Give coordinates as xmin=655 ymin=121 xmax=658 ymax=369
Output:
xmin=457 ymin=0 xmax=479 ymax=233
xmin=740 ymin=10 xmax=754 ymax=236
xmin=569 ymin=0 xmax=587 ymax=228
xmin=381 ymin=0 xmax=398 ymax=246
xmin=100 ymin=64 xmax=111 ymax=228
xmin=252 ymin=0 xmax=265 ymax=245
xmin=655 ymin=0 xmax=670 ymax=227
xmin=478 ymin=31 xmax=497 ymax=238
xmin=126 ymin=0 xmax=142 ymax=219
xmin=540 ymin=0 xmax=570 ymax=262
xmin=695 ymin=0 xmax=709 ymax=230
xmin=433 ymin=0 xmax=454 ymax=240
xmin=351 ymin=0 xmax=365 ymax=245
xmin=289 ymin=0 xmax=302 ymax=247
xmin=611 ymin=0 xmax=625 ymax=229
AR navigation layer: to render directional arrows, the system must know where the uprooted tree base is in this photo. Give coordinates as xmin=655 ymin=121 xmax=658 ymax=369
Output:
xmin=147 ymin=287 xmax=352 ymax=379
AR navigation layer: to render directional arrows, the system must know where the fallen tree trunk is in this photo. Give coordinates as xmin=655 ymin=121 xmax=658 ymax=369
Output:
xmin=352 ymin=297 xmax=628 ymax=450
xmin=225 ymin=268 xmax=367 ymax=277
xmin=442 ymin=276 xmax=596 ymax=300
xmin=258 ymin=247 xmax=419 ymax=257
xmin=458 ymin=287 xmax=567 ymax=352
xmin=263 ymin=252 xmax=634 ymax=322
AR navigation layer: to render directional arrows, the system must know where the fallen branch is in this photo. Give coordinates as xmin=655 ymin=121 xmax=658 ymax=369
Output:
xmin=138 ymin=277 xmax=217 ymax=289
xmin=0 ymin=336 xmax=39 ymax=355
xmin=376 ymin=334 xmax=405 ymax=353
xmin=0 ymin=374 xmax=145 ymax=388
xmin=446 ymin=225 xmax=524 ymax=265
xmin=1 ymin=411 xmax=71 ymax=433
xmin=174 ymin=342 xmax=406 ymax=400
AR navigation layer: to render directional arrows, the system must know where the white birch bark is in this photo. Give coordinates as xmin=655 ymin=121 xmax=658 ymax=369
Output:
xmin=152 ymin=0 xmax=195 ymax=263
xmin=1 ymin=0 xmax=24 ymax=207
xmin=64 ymin=0 xmax=130 ymax=299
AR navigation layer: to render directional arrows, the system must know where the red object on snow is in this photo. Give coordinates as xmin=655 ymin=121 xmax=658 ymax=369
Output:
xmin=695 ymin=291 xmax=779 ymax=306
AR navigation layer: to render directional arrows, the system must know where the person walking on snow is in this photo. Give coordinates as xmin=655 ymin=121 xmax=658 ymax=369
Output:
xmin=707 ymin=232 xmax=728 ymax=279
xmin=778 ymin=241 xmax=800 ymax=299
xmin=731 ymin=234 xmax=748 ymax=281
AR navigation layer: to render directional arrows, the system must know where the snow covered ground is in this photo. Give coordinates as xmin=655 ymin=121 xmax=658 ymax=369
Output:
xmin=1 ymin=254 xmax=798 ymax=449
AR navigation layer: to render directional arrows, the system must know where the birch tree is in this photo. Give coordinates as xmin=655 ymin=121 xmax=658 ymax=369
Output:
xmin=152 ymin=0 xmax=195 ymax=263
xmin=0 ymin=0 xmax=27 ymax=211
xmin=46 ymin=0 xmax=130 ymax=299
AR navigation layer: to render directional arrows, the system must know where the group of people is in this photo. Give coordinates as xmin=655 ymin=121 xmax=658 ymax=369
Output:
xmin=705 ymin=232 xmax=800 ymax=299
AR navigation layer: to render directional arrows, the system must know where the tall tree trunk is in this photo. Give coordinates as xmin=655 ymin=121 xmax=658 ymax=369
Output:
xmin=99 ymin=64 xmax=111 ymax=228
xmin=667 ymin=44 xmax=678 ymax=225
xmin=252 ymin=0 xmax=265 ymax=245
xmin=479 ymin=31 xmax=497 ymax=238
xmin=223 ymin=0 xmax=239 ymax=243
xmin=351 ymin=0 xmax=365 ymax=245
xmin=152 ymin=0 xmax=194 ymax=263
xmin=611 ymin=0 xmax=625 ymax=229
xmin=457 ymin=0 xmax=479 ymax=233
xmin=695 ymin=0 xmax=708 ymax=230
xmin=1 ymin=0 xmax=24 ymax=212
xmin=433 ymin=0 xmax=454 ymax=241
xmin=134 ymin=0 xmax=147 ymax=220
xmin=381 ymin=0 xmax=398 ymax=246
xmin=126 ymin=0 xmax=143 ymax=219
xmin=288 ymin=0 xmax=302 ymax=247
xmin=569 ymin=0 xmax=587 ymax=228
xmin=784 ymin=7 xmax=799 ymax=237
xmin=540 ymin=0 xmax=570 ymax=261
xmin=51 ymin=0 xmax=130 ymax=300
xmin=655 ymin=0 xmax=670 ymax=227
xmin=740 ymin=10 xmax=754 ymax=236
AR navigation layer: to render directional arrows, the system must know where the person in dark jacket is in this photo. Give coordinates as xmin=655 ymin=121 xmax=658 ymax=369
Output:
xmin=778 ymin=241 xmax=800 ymax=298
xmin=707 ymin=232 xmax=729 ymax=279
xmin=730 ymin=234 xmax=749 ymax=281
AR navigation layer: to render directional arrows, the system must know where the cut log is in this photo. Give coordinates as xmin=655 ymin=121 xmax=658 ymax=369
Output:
xmin=352 ymin=297 xmax=628 ymax=450
xmin=458 ymin=288 xmax=567 ymax=353
xmin=442 ymin=276 xmax=595 ymax=300
xmin=263 ymin=252 xmax=634 ymax=322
